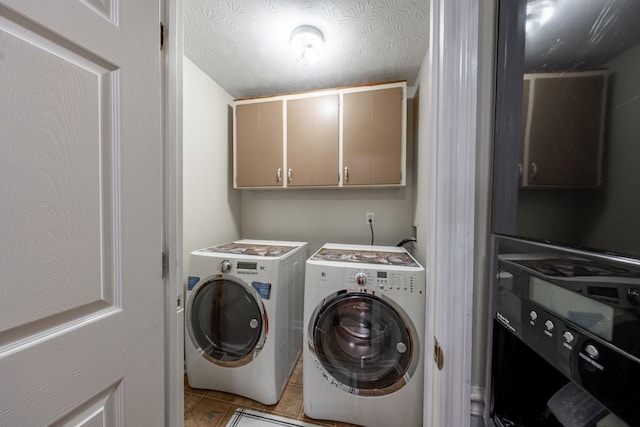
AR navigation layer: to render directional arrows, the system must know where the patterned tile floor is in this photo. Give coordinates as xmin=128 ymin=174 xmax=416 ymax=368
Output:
xmin=184 ymin=357 xmax=361 ymax=427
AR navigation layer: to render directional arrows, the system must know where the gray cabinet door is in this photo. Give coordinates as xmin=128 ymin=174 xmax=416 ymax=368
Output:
xmin=343 ymin=87 xmax=403 ymax=185
xmin=525 ymin=74 xmax=605 ymax=186
xmin=236 ymin=101 xmax=283 ymax=187
xmin=287 ymin=95 xmax=339 ymax=186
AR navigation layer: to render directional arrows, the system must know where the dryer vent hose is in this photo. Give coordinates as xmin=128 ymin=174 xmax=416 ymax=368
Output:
xmin=395 ymin=237 xmax=417 ymax=247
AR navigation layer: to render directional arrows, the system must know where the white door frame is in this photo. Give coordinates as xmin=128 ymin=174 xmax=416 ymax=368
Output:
xmin=162 ymin=0 xmax=184 ymax=425
xmin=161 ymin=0 xmax=483 ymax=424
xmin=423 ymin=0 xmax=479 ymax=425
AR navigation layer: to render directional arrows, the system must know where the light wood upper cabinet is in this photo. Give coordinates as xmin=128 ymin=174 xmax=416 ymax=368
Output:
xmin=343 ymin=87 xmax=403 ymax=186
xmin=235 ymin=100 xmax=283 ymax=187
xmin=520 ymin=72 xmax=606 ymax=187
xmin=287 ymin=95 xmax=339 ymax=187
xmin=234 ymin=82 xmax=406 ymax=189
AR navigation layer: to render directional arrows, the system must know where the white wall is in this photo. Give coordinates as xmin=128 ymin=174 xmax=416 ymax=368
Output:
xmin=182 ymin=57 xmax=241 ymax=278
xmin=239 ymin=187 xmax=415 ymax=255
xmin=411 ymin=53 xmax=431 ymax=269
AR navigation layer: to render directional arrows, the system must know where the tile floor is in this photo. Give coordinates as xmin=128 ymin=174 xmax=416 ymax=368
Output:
xmin=184 ymin=357 xmax=362 ymax=427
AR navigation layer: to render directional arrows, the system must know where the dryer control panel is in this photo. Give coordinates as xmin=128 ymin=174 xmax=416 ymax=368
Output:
xmin=345 ymin=268 xmax=424 ymax=295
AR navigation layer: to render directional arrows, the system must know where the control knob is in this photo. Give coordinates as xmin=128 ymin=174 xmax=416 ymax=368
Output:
xmin=544 ymin=320 xmax=554 ymax=331
xmin=585 ymin=344 xmax=600 ymax=360
xmin=562 ymin=331 xmax=575 ymax=344
xmin=220 ymin=260 xmax=232 ymax=274
xmin=355 ymin=272 xmax=367 ymax=286
xmin=628 ymin=288 xmax=640 ymax=306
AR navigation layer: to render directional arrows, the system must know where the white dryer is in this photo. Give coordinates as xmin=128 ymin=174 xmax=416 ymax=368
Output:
xmin=303 ymin=243 xmax=425 ymax=427
xmin=185 ymin=239 xmax=307 ymax=404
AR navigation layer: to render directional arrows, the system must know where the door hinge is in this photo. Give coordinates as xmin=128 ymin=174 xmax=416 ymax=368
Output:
xmin=162 ymin=251 xmax=168 ymax=278
xmin=160 ymin=22 xmax=165 ymax=50
xmin=434 ymin=337 xmax=444 ymax=370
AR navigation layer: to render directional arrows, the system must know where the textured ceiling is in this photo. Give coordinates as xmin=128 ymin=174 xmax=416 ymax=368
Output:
xmin=184 ymin=0 xmax=430 ymax=99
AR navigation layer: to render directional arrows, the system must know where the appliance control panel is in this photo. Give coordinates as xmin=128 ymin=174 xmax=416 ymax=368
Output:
xmin=495 ymin=292 xmax=640 ymax=425
xmin=345 ymin=268 xmax=424 ymax=295
xmin=213 ymin=259 xmax=274 ymax=281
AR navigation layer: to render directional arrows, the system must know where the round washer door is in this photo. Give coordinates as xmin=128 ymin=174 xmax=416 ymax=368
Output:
xmin=187 ymin=276 xmax=266 ymax=367
xmin=309 ymin=290 xmax=419 ymax=396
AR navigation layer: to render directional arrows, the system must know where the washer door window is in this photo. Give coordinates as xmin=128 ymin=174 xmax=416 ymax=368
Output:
xmin=188 ymin=277 xmax=266 ymax=367
xmin=310 ymin=292 xmax=417 ymax=396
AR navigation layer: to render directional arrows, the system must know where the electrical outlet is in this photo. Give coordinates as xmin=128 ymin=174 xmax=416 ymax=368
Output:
xmin=366 ymin=212 xmax=374 ymax=225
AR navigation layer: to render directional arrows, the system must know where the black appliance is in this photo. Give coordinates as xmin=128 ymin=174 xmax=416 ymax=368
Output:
xmin=490 ymin=0 xmax=640 ymax=425
xmin=491 ymin=236 xmax=640 ymax=426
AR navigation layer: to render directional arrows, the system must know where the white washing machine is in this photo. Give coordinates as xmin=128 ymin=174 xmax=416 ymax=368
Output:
xmin=303 ymin=243 xmax=426 ymax=427
xmin=185 ymin=239 xmax=307 ymax=404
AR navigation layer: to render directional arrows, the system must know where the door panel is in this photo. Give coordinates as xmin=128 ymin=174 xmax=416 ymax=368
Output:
xmin=527 ymin=76 xmax=603 ymax=186
xmin=236 ymin=101 xmax=283 ymax=187
xmin=520 ymin=78 xmax=530 ymax=186
xmin=371 ymin=88 xmax=403 ymax=184
xmin=0 ymin=13 xmax=115 ymax=334
xmin=0 ymin=0 xmax=163 ymax=425
xmin=287 ymin=95 xmax=339 ymax=186
xmin=343 ymin=87 xmax=403 ymax=185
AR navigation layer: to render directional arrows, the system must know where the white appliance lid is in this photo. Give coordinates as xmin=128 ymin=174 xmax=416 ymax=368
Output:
xmin=311 ymin=247 xmax=419 ymax=267
xmin=201 ymin=242 xmax=297 ymax=257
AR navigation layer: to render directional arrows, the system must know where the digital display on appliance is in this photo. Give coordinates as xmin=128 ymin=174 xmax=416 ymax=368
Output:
xmin=530 ymin=277 xmax=613 ymax=341
xmin=377 ymin=272 xmax=387 ymax=279
xmin=237 ymin=262 xmax=257 ymax=270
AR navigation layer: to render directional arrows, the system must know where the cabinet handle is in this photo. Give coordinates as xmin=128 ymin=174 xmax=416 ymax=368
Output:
xmin=344 ymin=166 xmax=349 ymax=183
xmin=518 ymin=163 xmax=523 ymax=179
xmin=288 ymin=168 xmax=293 ymax=183
xmin=530 ymin=163 xmax=538 ymax=180
xmin=277 ymin=168 xmax=282 ymax=182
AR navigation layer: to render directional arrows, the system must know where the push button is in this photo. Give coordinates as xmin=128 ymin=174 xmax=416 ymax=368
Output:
xmin=544 ymin=320 xmax=554 ymax=331
xmin=562 ymin=331 xmax=574 ymax=344
xmin=585 ymin=344 xmax=600 ymax=360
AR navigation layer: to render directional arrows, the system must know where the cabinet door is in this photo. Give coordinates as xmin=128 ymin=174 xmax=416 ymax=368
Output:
xmin=287 ymin=95 xmax=339 ymax=186
xmin=236 ymin=101 xmax=283 ymax=187
xmin=343 ymin=87 xmax=403 ymax=185
xmin=526 ymin=75 xmax=604 ymax=186
xmin=519 ymin=78 xmax=531 ymax=186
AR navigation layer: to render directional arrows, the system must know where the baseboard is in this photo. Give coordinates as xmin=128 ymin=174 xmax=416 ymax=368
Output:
xmin=471 ymin=414 xmax=485 ymax=427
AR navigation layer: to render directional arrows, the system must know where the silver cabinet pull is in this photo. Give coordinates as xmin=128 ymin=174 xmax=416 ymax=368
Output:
xmin=277 ymin=168 xmax=282 ymax=182
xmin=344 ymin=166 xmax=349 ymax=183
xmin=530 ymin=163 xmax=538 ymax=180
xmin=518 ymin=163 xmax=523 ymax=179
xmin=288 ymin=168 xmax=293 ymax=183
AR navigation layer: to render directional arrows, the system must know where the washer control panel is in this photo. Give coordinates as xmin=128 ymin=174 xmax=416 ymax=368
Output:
xmin=345 ymin=268 xmax=425 ymax=295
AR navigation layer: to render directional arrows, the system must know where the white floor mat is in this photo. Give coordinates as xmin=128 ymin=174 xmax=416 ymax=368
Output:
xmin=225 ymin=408 xmax=322 ymax=427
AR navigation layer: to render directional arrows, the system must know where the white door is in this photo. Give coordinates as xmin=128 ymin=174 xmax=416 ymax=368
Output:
xmin=0 ymin=0 xmax=164 ymax=425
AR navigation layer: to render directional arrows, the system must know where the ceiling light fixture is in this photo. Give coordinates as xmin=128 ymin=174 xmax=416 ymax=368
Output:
xmin=526 ymin=0 xmax=556 ymax=33
xmin=290 ymin=25 xmax=324 ymax=65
